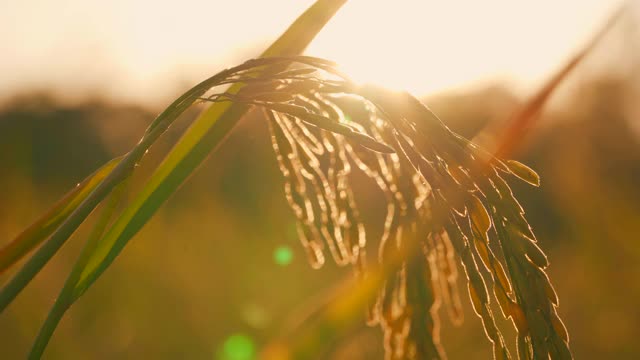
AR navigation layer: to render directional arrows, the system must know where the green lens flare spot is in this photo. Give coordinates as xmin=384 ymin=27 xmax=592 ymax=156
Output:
xmin=273 ymin=246 xmax=293 ymax=266
xmin=222 ymin=334 xmax=255 ymax=360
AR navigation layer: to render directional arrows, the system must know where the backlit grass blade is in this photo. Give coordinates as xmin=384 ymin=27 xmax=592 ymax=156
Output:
xmin=0 ymin=63 xmax=239 ymax=312
xmin=0 ymin=94 xmax=198 ymax=312
xmin=262 ymin=224 xmax=424 ymax=359
xmin=72 ymin=0 xmax=347 ymax=300
xmin=263 ymin=259 xmax=396 ymax=359
xmin=0 ymin=156 xmax=122 ymax=274
xmin=0 ymin=48 xmax=290 ymax=312
xmin=495 ymin=5 xmax=624 ymax=157
xmin=19 ymin=0 xmax=346 ymax=357
xmin=28 ymin=179 xmax=130 ymax=360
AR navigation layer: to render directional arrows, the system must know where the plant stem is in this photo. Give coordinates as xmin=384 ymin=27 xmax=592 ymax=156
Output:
xmin=28 ymin=180 xmax=129 ymax=359
xmin=0 ymin=65 xmax=237 ymax=312
xmin=72 ymin=0 xmax=349 ymax=300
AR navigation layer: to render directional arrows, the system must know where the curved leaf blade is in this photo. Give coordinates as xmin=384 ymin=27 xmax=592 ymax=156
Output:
xmin=0 ymin=156 xmax=122 ymax=274
xmin=28 ymin=179 xmax=130 ymax=360
xmin=74 ymin=0 xmax=348 ymax=295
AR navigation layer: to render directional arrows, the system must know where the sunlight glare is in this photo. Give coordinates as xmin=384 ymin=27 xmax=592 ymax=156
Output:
xmin=0 ymin=0 xmax=624 ymax=103
xmin=307 ymin=0 xmax=622 ymax=95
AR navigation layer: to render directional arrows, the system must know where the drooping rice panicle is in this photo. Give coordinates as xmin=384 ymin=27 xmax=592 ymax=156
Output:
xmin=194 ymin=55 xmax=571 ymax=359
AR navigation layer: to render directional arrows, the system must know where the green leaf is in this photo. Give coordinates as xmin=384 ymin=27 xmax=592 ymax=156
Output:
xmin=19 ymin=0 xmax=347 ymax=357
xmin=28 ymin=178 xmax=130 ymax=360
xmin=0 ymin=60 xmax=237 ymax=312
xmin=0 ymin=42 xmax=268 ymax=312
xmin=0 ymin=156 xmax=122 ymax=274
xmin=73 ymin=0 xmax=348 ymax=298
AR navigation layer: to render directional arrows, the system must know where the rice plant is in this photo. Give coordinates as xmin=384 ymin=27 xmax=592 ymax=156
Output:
xmin=2 ymin=0 xmax=624 ymax=358
xmin=0 ymin=54 xmax=569 ymax=358
xmin=229 ymin=58 xmax=570 ymax=359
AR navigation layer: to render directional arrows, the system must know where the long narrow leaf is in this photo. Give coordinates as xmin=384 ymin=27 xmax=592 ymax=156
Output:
xmin=28 ymin=179 xmax=130 ymax=360
xmin=16 ymin=0 xmax=347 ymax=357
xmin=0 ymin=37 xmax=272 ymax=312
xmin=0 ymin=58 xmax=241 ymax=312
xmin=73 ymin=0 xmax=347 ymax=298
xmin=0 ymin=156 xmax=122 ymax=274
xmin=495 ymin=5 xmax=624 ymax=157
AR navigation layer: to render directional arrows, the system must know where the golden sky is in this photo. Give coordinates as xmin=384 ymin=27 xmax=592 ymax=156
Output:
xmin=0 ymin=0 xmax=627 ymax=105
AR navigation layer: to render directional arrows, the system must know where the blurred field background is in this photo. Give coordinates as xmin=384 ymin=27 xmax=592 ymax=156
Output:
xmin=1 ymin=0 xmax=639 ymax=359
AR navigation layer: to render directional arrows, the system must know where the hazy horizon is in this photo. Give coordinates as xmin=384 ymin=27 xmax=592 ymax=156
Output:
xmin=0 ymin=0 xmax=628 ymax=106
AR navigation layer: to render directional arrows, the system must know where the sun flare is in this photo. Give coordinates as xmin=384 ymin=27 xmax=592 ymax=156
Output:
xmin=0 ymin=0 xmax=622 ymax=104
xmin=307 ymin=0 xmax=622 ymax=95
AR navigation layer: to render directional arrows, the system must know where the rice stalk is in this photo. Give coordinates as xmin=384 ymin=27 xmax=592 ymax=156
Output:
xmin=0 ymin=1 xmax=346 ymax=358
xmin=0 ymin=156 xmax=122 ymax=274
xmin=4 ymin=53 xmax=572 ymax=359
xmin=2 ymin=1 xmax=615 ymax=357
xmin=260 ymin=7 xmax=626 ymax=358
xmin=194 ymin=59 xmax=572 ymax=359
xmin=28 ymin=178 xmax=130 ymax=359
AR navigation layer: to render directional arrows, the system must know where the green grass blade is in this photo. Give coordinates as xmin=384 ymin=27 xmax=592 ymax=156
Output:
xmin=0 ymin=47 xmax=263 ymax=312
xmin=4 ymin=0 xmax=346 ymax=356
xmin=0 ymin=156 xmax=122 ymax=274
xmin=28 ymin=179 xmax=130 ymax=360
xmin=72 ymin=0 xmax=347 ymax=297
xmin=0 ymin=63 xmax=241 ymax=312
